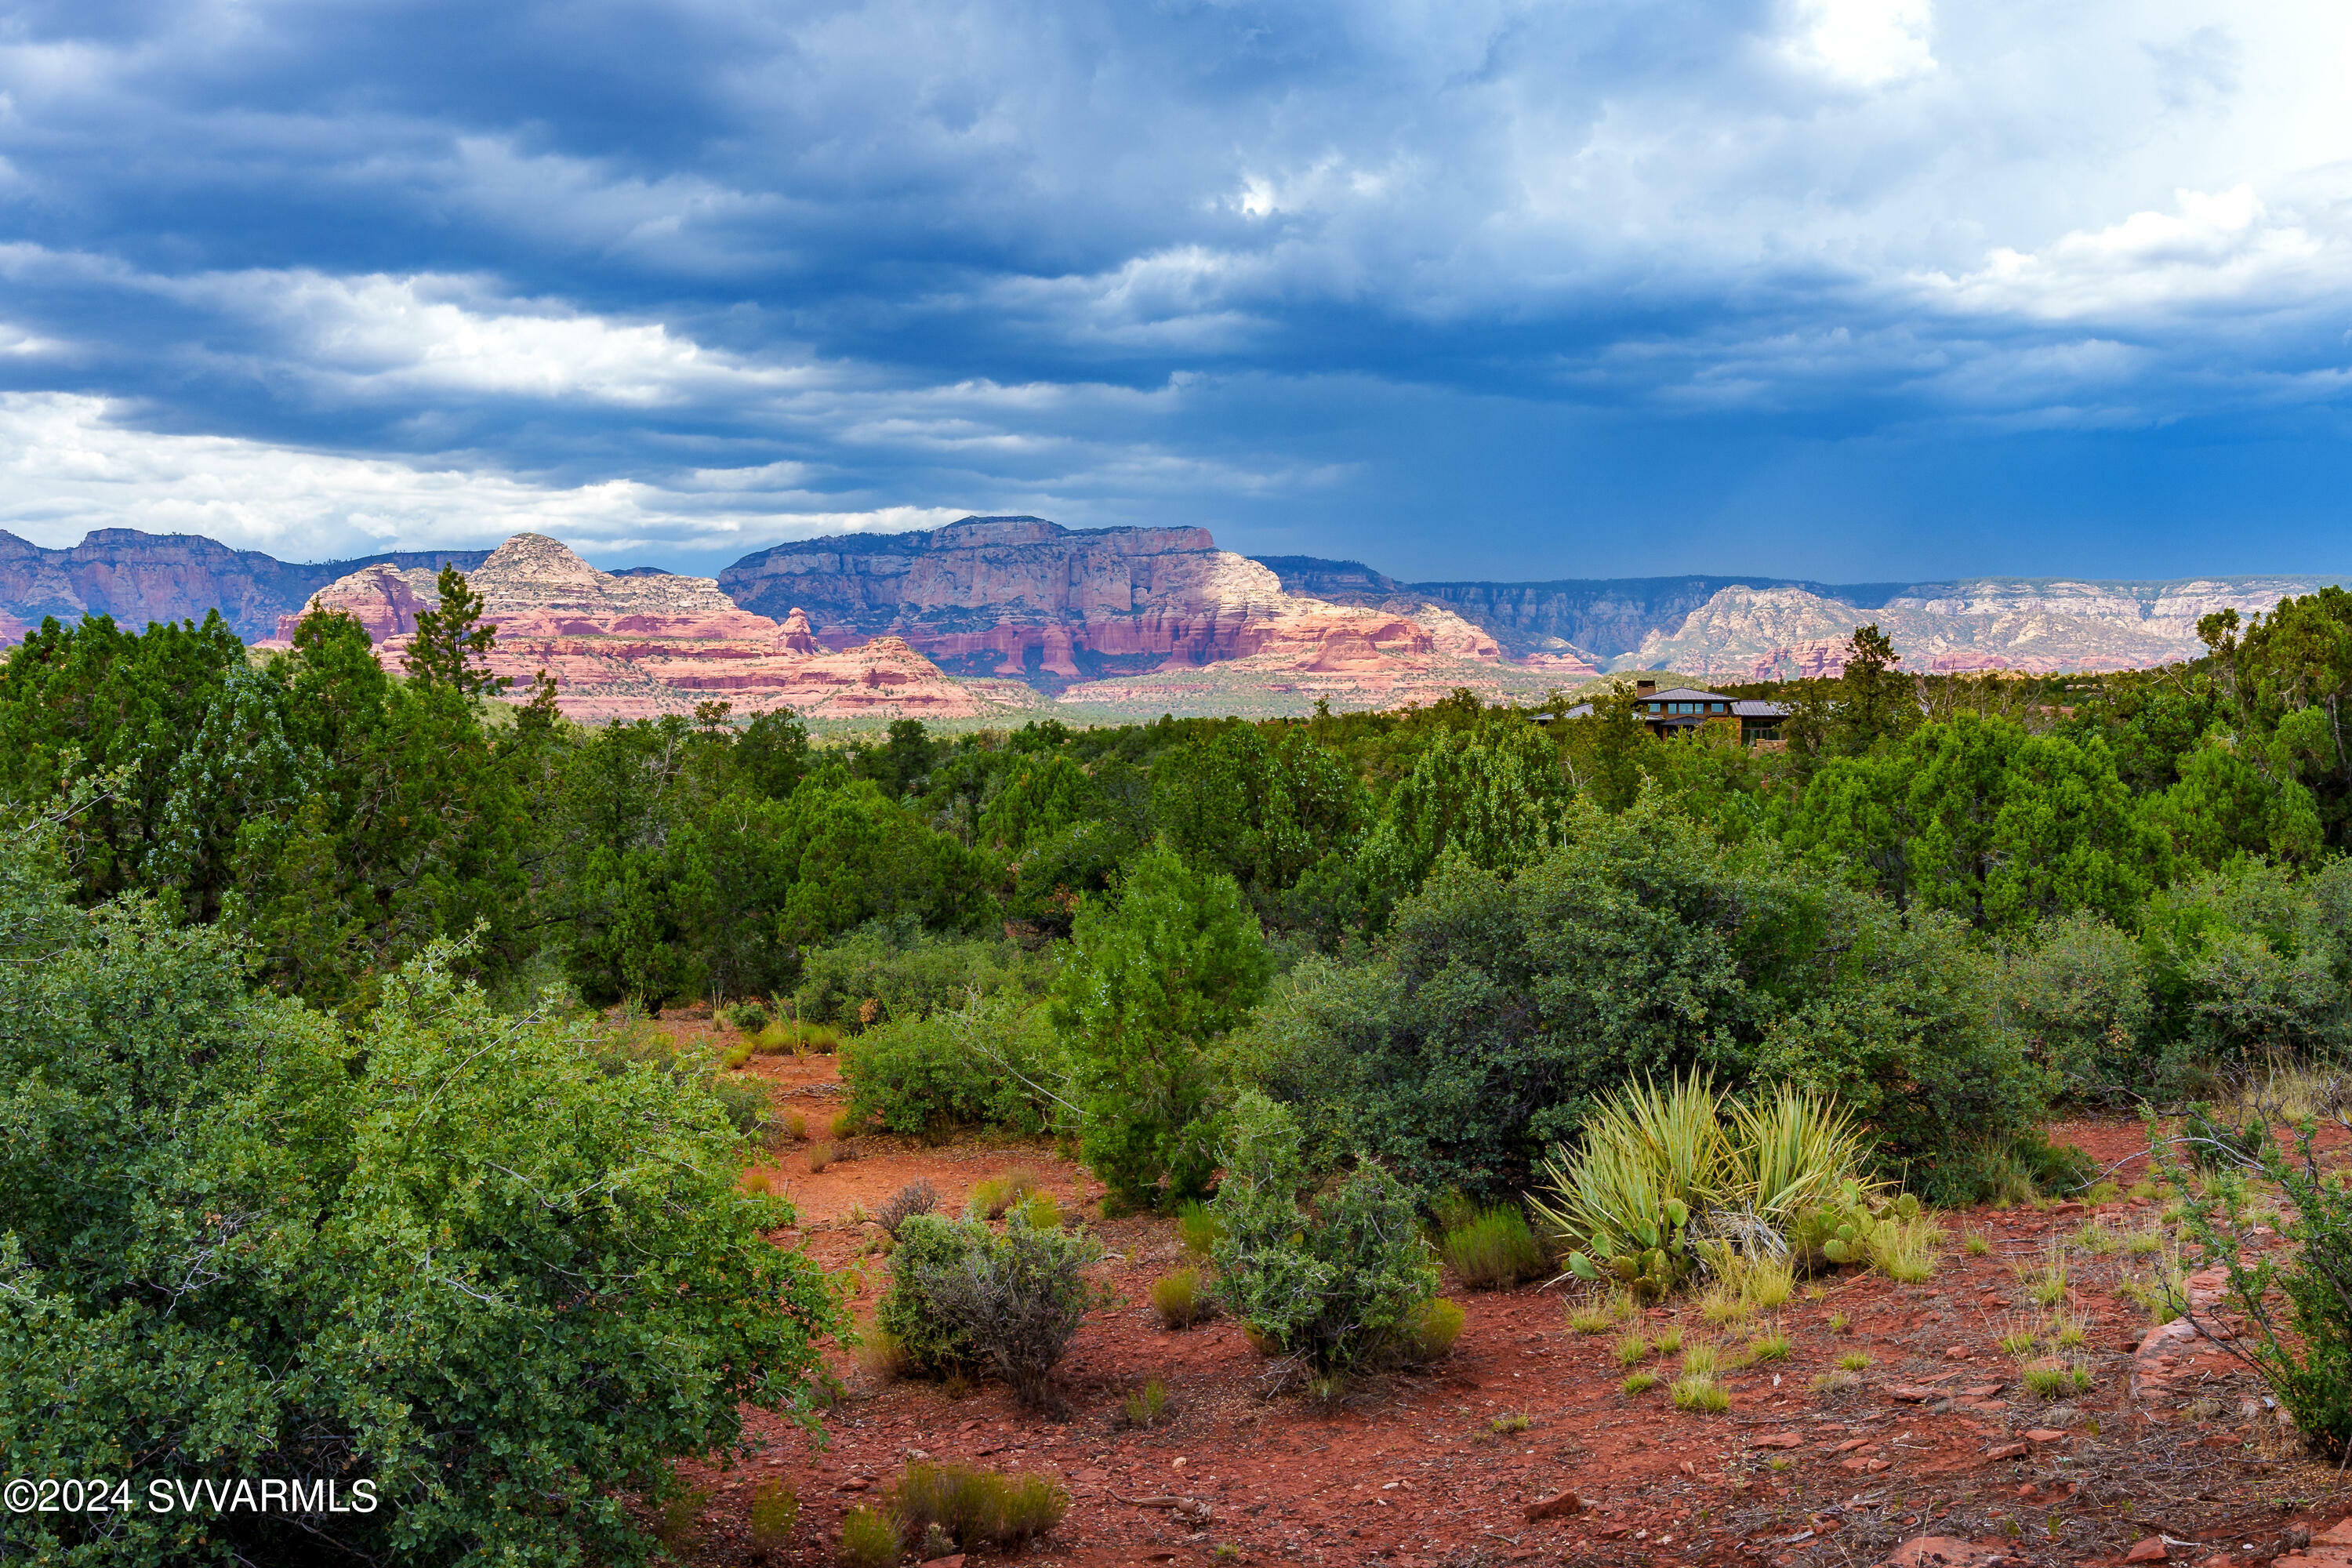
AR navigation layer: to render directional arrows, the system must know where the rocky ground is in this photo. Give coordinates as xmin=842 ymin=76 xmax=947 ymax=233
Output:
xmin=644 ymin=1017 xmax=2352 ymax=1568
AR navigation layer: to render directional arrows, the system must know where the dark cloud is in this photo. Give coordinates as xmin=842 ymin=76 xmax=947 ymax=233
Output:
xmin=0 ymin=0 xmax=2344 ymax=575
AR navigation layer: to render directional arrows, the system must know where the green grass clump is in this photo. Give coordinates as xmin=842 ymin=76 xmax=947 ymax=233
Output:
xmin=1490 ymin=1413 xmax=1531 ymax=1434
xmin=1439 ymin=1206 xmax=1548 ymax=1290
xmin=887 ymin=1461 xmax=1071 ymax=1550
xmin=1622 ymin=1370 xmax=1658 ymax=1395
xmin=1566 ymin=1298 xmax=1616 ymax=1334
xmin=1152 ymin=1267 xmax=1207 ymax=1330
xmin=1871 ymin=1212 xmax=1943 ymax=1283
xmin=722 ymin=1042 xmax=754 ymax=1070
xmin=1671 ymin=1374 xmax=1730 ymax=1413
xmin=1124 ymin=1377 xmax=1169 ymax=1428
xmin=1613 ymin=1332 xmax=1652 ymax=1367
xmin=806 ymin=1142 xmax=837 ymax=1173
xmin=1174 ymin=1199 xmax=1221 ymax=1258
xmin=1836 ymin=1352 xmax=1871 ymax=1372
xmin=1407 ymin=1297 xmax=1466 ymax=1362
xmin=1654 ymin=1324 xmax=1684 ymax=1355
xmin=970 ymin=1165 xmax=1044 ymax=1221
xmin=747 ymin=1480 xmax=799 ymax=1550
xmin=1963 ymin=1232 xmax=1990 ymax=1257
xmin=756 ymin=1018 xmax=844 ymax=1056
xmin=837 ymin=1505 xmax=898 ymax=1568
xmin=1826 ymin=1312 xmax=1849 ymax=1335
xmin=1680 ymin=1343 xmax=1719 ymax=1377
xmin=2023 ymin=1363 xmax=2092 ymax=1399
xmin=1750 ymin=1331 xmax=1791 ymax=1362
xmin=1016 ymin=1191 xmax=1061 ymax=1230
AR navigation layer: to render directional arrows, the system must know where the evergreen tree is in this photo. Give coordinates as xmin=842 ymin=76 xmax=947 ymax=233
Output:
xmin=403 ymin=564 xmax=510 ymax=697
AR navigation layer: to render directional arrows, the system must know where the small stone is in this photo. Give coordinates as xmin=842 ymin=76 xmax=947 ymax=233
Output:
xmin=1523 ymin=1492 xmax=1586 ymax=1522
xmin=2321 ymin=1520 xmax=2352 ymax=1546
xmin=1945 ymin=1346 xmax=1973 ymax=1360
xmin=1832 ymin=1439 xmax=1874 ymax=1453
xmin=1960 ymin=1385 xmax=2002 ymax=1398
xmin=1751 ymin=1433 xmax=1804 ymax=1449
xmin=2125 ymin=1538 xmax=2169 ymax=1563
xmin=1886 ymin=1385 xmax=1939 ymax=1402
xmin=1983 ymin=1443 xmax=2027 ymax=1461
xmin=1840 ymin=1456 xmax=1892 ymax=1474
xmin=2024 ymin=1428 xmax=2070 ymax=1443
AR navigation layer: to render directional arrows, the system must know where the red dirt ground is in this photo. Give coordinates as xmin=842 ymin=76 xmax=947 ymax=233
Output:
xmin=647 ymin=1018 xmax=2352 ymax=1568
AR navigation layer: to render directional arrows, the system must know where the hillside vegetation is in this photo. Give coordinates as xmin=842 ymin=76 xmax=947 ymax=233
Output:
xmin=7 ymin=577 xmax=2352 ymax=1562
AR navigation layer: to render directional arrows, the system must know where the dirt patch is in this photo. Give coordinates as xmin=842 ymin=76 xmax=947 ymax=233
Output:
xmin=658 ymin=1079 xmax=2352 ymax=1568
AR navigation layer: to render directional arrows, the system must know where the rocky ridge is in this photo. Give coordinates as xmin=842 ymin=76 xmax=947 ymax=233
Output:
xmin=277 ymin=535 xmax=1028 ymax=723
xmin=719 ymin=517 xmax=1510 ymax=696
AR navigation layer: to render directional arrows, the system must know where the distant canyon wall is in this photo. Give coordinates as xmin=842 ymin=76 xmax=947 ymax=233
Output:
xmin=2 ymin=522 xmax=2345 ymax=717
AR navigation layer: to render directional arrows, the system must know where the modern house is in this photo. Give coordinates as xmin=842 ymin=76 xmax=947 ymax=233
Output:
xmin=1552 ymin=680 xmax=1791 ymax=746
xmin=1628 ymin=681 xmax=1791 ymax=746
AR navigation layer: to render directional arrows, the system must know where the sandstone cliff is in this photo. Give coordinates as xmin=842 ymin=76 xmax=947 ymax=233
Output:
xmin=282 ymin=535 xmax=1022 ymax=723
xmin=723 ymin=517 xmax=1509 ymax=695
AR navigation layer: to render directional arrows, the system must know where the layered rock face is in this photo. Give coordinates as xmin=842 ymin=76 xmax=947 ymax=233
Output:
xmin=723 ymin=516 xmax=1508 ymax=694
xmin=1055 ymin=605 xmax=1565 ymax=718
xmin=1628 ymin=581 xmax=2318 ymax=681
xmin=0 ymin=528 xmax=488 ymax=643
xmin=281 ymin=535 xmax=1010 ymax=722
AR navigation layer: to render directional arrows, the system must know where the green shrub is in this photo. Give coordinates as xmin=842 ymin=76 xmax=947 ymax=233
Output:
xmin=1922 ymin=1128 xmax=2096 ymax=1207
xmin=1153 ymin=1266 xmax=1207 ymax=1329
xmin=1233 ymin=804 xmax=2042 ymax=1200
xmin=1054 ymin=846 xmax=1272 ymax=1210
xmin=2153 ymin=1109 xmax=2352 ymax=1457
xmin=838 ymin=992 xmax=1063 ymax=1139
xmin=901 ymin=1211 xmax=1104 ymax=1408
xmin=0 ymin=833 xmax=844 ymax=1568
xmin=725 ymin=1000 xmax=773 ymax=1033
xmin=837 ymin=1504 xmax=898 ymax=1568
xmin=1439 ymin=1205 xmax=1547 ymax=1290
xmin=797 ymin=920 xmax=1057 ymax=1029
xmin=722 ymin=1041 xmax=754 ymax=1069
xmin=1210 ymin=1093 xmax=1441 ymax=1373
xmin=875 ymin=1213 xmax=982 ymax=1375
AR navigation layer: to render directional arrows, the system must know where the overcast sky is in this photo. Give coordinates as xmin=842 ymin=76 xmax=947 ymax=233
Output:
xmin=1 ymin=0 xmax=2348 ymax=581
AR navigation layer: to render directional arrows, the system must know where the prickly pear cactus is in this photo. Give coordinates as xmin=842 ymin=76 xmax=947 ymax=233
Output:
xmin=1794 ymin=1180 xmax=1914 ymax=1269
xmin=1566 ymin=1197 xmax=1696 ymax=1298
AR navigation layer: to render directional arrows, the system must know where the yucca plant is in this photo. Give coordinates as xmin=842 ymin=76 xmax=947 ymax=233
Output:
xmin=1730 ymin=1083 xmax=1871 ymax=1221
xmin=1535 ymin=1073 xmax=1731 ymax=1298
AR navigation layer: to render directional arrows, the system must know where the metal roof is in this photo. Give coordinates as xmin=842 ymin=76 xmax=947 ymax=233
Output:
xmin=1640 ymin=688 xmax=1732 ymax=702
xmin=1732 ymin=699 xmax=1791 ymax=717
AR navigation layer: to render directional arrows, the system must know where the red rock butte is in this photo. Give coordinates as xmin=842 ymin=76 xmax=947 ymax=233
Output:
xmin=265 ymin=533 xmax=1009 ymax=722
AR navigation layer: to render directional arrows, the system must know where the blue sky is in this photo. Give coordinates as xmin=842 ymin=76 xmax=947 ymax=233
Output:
xmin=0 ymin=0 xmax=2348 ymax=582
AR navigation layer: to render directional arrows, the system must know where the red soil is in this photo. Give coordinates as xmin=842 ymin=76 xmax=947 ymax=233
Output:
xmin=644 ymin=1022 xmax=2352 ymax=1568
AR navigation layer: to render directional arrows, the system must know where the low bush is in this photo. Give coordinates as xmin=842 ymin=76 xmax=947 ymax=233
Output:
xmin=1210 ymin=1093 xmax=1443 ymax=1374
xmin=797 ymin=920 xmax=1057 ymax=1028
xmin=1439 ymin=1205 xmax=1548 ymax=1290
xmin=877 ymin=1180 xmax=941 ymax=1236
xmin=589 ymin=1025 xmax=771 ymax=1139
xmin=838 ymin=992 xmax=1063 ymax=1139
xmin=2152 ymin=1106 xmax=2352 ymax=1457
xmin=1922 ymin=1128 xmax=2095 ymax=1207
xmin=885 ymin=1463 xmax=1069 ymax=1550
xmin=879 ymin=1210 xmax=1103 ymax=1406
xmin=1152 ymin=1266 xmax=1207 ymax=1328
xmin=725 ymin=1000 xmax=773 ymax=1033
